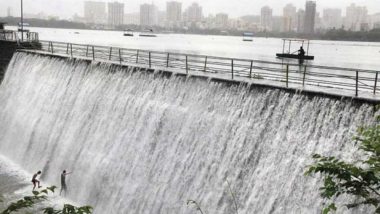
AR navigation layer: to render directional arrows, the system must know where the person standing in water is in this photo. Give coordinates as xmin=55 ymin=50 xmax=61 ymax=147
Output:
xmin=60 ymin=170 xmax=72 ymax=196
xmin=31 ymin=171 xmax=42 ymax=191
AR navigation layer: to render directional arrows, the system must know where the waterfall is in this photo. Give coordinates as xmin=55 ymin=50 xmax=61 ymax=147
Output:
xmin=0 ymin=52 xmax=375 ymax=213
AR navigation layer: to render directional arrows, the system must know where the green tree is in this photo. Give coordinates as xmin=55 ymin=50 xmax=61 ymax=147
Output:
xmin=0 ymin=186 xmax=92 ymax=214
xmin=306 ymin=120 xmax=380 ymax=213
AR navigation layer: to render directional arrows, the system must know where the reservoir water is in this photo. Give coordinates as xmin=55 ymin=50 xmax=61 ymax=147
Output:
xmin=6 ymin=26 xmax=380 ymax=70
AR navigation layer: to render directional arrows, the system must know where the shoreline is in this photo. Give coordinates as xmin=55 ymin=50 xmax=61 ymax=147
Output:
xmin=2 ymin=23 xmax=380 ymax=43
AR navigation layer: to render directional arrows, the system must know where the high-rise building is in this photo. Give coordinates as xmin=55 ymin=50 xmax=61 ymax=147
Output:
xmin=84 ymin=1 xmax=106 ymax=24
xmin=323 ymin=8 xmax=342 ymax=29
xmin=140 ymin=4 xmax=158 ymax=26
xmin=124 ymin=13 xmax=140 ymax=25
xmin=345 ymin=3 xmax=368 ymax=31
xmin=297 ymin=9 xmax=305 ymax=33
xmin=158 ymin=11 xmax=167 ymax=27
xmin=260 ymin=6 xmax=273 ymax=31
xmin=272 ymin=16 xmax=283 ymax=32
xmin=215 ymin=13 xmax=229 ymax=29
xmin=7 ymin=7 xmax=13 ymax=17
xmin=304 ymin=1 xmax=316 ymax=34
xmin=166 ymin=1 xmax=182 ymax=28
xmin=108 ymin=2 xmax=124 ymax=27
xmin=184 ymin=3 xmax=203 ymax=23
xmin=283 ymin=4 xmax=297 ymax=32
xmin=314 ymin=12 xmax=322 ymax=31
xmin=370 ymin=13 xmax=380 ymax=30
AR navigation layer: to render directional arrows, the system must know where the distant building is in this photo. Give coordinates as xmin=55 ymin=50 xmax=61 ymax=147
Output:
xmin=157 ymin=11 xmax=167 ymax=27
xmin=184 ymin=3 xmax=203 ymax=24
xmin=24 ymin=12 xmax=47 ymax=20
xmin=314 ymin=12 xmax=323 ymax=32
xmin=360 ymin=23 xmax=369 ymax=31
xmin=323 ymin=8 xmax=342 ymax=29
xmin=345 ymin=3 xmax=368 ymax=31
xmin=108 ymin=2 xmax=124 ymax=27
xmin=272 ymin=16 xmax=283 ymax=32
xmin=283 ymin=4 xmax=297 ymax=32
xmin=140 ymin=4 xmax=158 ymax=26
xmin=374 ymin=22 xmax=380 ymax=29
xmin=72 ymin=13 xmax=86 ymax=23
xmin=204 ymin=14 xmax=215 ymax=29
xmin=124 ymin=13 xmax=140 ymax=25
xmin=84 ymin=1 xmax=106 ymax=24
xmin=7 ymin=7 xmax=13 ymax=17
xmin=370 ymin=13 xmax=380 ymax=29
xmin=304 ymin=1 xmax=316 ymax=34
xmin=260 ymin=6 xmax=273 ymax=31
xmin=166 ymin=1 xmax=182 ymax=28
xmin=297 ymin=9 xmax=305 ymax=33
xmin=229 ymin=18 xmax=245 ymax=30
xmin=215 ymin=13 xmax=229 ymax=29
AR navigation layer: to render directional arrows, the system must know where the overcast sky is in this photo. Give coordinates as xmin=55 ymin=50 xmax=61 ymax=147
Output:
xmin=1 ymin=0 xmax=379 ymax=19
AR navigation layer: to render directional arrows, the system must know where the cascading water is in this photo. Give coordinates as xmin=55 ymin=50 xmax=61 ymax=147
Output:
xmin=0 ymin=52 xmax=376 ymax=213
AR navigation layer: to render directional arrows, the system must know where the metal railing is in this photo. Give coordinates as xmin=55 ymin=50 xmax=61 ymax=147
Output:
xmin=0 ymin=30 xmax=39 ymax=42
xmin=32 ymin=40 xmax=380 ymax=97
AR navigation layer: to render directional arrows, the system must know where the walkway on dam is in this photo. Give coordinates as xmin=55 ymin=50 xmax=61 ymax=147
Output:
xmin=13 ymin=40 xmax=380 ymax=103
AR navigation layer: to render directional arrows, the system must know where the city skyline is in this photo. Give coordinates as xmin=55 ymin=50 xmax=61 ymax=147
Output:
xmin=1 ymin=0 xmax=380 ymax=19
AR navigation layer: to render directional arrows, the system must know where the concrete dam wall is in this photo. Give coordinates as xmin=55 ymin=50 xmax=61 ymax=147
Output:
xmin=0 ymin=52 xmax=376 ymax=213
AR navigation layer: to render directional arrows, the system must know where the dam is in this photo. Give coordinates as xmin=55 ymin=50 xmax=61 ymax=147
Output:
xmin=0 ymin=49 xmax=377 ymax=213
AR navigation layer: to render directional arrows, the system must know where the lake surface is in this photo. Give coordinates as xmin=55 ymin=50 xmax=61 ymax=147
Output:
xmin=6 ymin=26 xmax=380 ymax=71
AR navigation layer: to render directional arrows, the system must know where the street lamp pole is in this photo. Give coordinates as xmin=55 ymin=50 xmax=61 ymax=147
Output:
xmin=21 ymin=0 xmax=23 ymax=41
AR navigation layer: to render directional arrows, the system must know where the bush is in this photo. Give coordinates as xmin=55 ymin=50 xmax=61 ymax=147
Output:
xmin=306 ymin=118 xmax=380 ymax=213
xmin=0 ymin=186 xmax=92 ymax=214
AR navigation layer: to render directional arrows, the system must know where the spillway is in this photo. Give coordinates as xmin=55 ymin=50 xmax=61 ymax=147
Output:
xmin=0 ymin=52 xmax=375 ymax=213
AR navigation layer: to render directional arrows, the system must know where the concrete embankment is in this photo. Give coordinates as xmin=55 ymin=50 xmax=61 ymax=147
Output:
xmin=0 ymin=41 xmax=41 ymax=82
xmin=0 ymin=41 xmax=18 ymax=81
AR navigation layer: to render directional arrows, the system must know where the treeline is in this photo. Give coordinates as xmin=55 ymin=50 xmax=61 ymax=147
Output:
xmin=0 ymin=17 xmax=88 ymax=29
xmin=321 ymin=28 xmax=380 ymax=42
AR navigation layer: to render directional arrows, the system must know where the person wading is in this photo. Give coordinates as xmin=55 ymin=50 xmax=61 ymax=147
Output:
xmin=60 ymin=170 xmax=72 ymax=196
xmin=31 ymin=171 xmax=42 ymax=190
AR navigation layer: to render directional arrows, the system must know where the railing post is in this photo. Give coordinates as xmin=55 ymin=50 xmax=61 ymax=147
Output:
xmin=92 ymin=46 xmax=95 ymax=60
xmin=166 ymin=53 xmax=170 ymax=67
xmin=136 ymin=50 xmax=139 ymax=64
xmin=249 ymin=60 xmax=253 ymax=78
xmin=66 ymin=43 xmax=69 ymax=54
xmin=302 ymin=65 xmax=307 ymax=86
xmin=49 ymin=42 xmax=54 ymax=54
xmin=186 ymin=55 xmax=189 ymax=74
xmin=86 ymin=45 xmax=89 ymax=57
xmin=374 ymin=72 xmax=378 ymax=95
xmin=204 ymin=56 xmax=207 ymax=72
xmin=355 ymin=70 xmax=359 ymax=97
xmin=149 ymin=52 xmax=151 ymax=68
xmin=109 ymin=47 xmax=113 ymax=60
xmin=286 ymin=64 xmax=289 ymax=88
xmin=70 ymin=44 xmax=73 ymax=57
xmin=119 ymin=48 xmax=122 ymax=65
xmin=231 ymin=59 xmax=234 ymax=80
